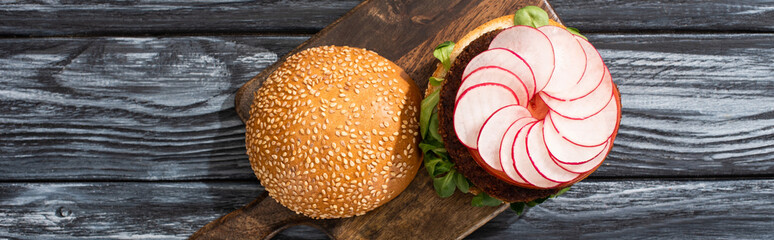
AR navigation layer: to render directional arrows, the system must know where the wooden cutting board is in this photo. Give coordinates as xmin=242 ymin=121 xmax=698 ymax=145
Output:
xmin=191 ymin=0 xmax=561 ymax=239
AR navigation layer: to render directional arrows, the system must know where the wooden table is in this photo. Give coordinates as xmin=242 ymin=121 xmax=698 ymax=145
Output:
xmin=1 ymin=1 xmax=773 ymax=239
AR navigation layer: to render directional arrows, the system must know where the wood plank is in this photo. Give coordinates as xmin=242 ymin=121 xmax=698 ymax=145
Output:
xmin=0 ymin=180 xmax=770 ymax=239
xmin=470 ymin=179 xmax=774 ymax=239
xmin=2 ymin=0 xmax=774 ymax=37
xmin=0 ymin=0 xmax=359 ymax=36
xmin=1 ymin=34 xmax=772 ymax=181
xmin=551 ymin=0 xmax=774 ymax=32
xmin=593 ymin=33 xmax=774 ymax=177
xmin=0 ymin=36 xmax=304 ymax=181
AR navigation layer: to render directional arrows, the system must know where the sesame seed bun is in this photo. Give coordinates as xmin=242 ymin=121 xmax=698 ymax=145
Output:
xmin=246 ymin=46 xmax=422 ymax=219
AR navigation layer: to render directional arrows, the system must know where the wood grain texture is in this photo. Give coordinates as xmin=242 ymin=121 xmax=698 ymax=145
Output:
xmin=0 ymin=36 xmax=304 ymax=181
xmin=1 ymin=0 xmax=771 ymax=239
xmin=191 ymin=191 xmax=317 ymax=239
xmin=2 ymin=0 xmax=774 ymax=37
xmin=1 ymin=180 xmax=771 ymax=239
xmin=233 ymin=0 xmax=562 ymax=120
xmin=2 ymin=34 xmax=772 ymax=181
xmin=551 ymin=0 xmax=774 ymax=32
xmin=593 ymin=33 xmax=774 ymax=177
xmin=191 ymin=171 xmax=509 ymax=240
xmin=0 ymin=0 xmax=360 ymax=36
xmin=470 ymin=179 xmax=774 ymax=239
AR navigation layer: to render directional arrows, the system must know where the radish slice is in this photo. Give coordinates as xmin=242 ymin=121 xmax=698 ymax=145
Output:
xmin=538 ymin=26 xmax=587 ymax=95
xmin=549 ymin=95 xmax=619 ymax=147
xmin=499 ymin=118 xmax=535 ymax=184
xmin=454 ymin=83 xmax=519 ymax=149
xmin=457 ymin=66 xmax=529 ymax=106
xmin=542 ymin=36 xmax=606 ymax=101
xmin=462 ymin=48 xmax=536 ymax=98
xmin=543 ymin=113 xmax=608 ymax=164
xmin=477 ymin=105 xmax=532 ymax=171
xmin=489 ymin=26 xmax=554 ymax=92
xmin=553 ymin=140 xmax=611 ymax=174
xmin=540 ymin=68 xmax=613 ymax=120
xmin=512 ymin=122 xmax=561 ymax=188
xmin=526 ymin=121 xmax=580 ymax=183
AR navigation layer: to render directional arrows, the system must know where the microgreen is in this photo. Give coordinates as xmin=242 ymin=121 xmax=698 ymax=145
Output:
xmin=428 ymin=112 xmax=443 ymax=144
xmin=514 ymin=6 xmax=588 ymax=41
xmin=513 ymin=6 xmax=549 ymax=28
xmin=429 ymin=76 xmax=445 ymax=87
xmin=510 ymin=202 xmax=526 ymax=215
xmin=471 ymin=192 xmax=503 ymax=207
xmin=433 ymin=41 xmax=455 ymax=70
xmin=454 ymin=172 xmax=470 ymax=193
xmin=433 ymin=169 xmax=457 ymax=198
xmin=566 ymin=27 xmax=587 ymax=40
xmin=509 ymin=186 xmax=571 ymax=215
xmin=419 ymin=89 xmax=440 ymax=138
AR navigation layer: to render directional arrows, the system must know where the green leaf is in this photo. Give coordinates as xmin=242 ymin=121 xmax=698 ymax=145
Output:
xmin=513 ymin=6 xmax=549 ymax=28
xmin=429 ymin=77 xmax=445 ymax=87
xmin=471 ymin=193 xmax=484 ymax=207
xmin=482 ymin=193 xmax=503 ymax=206
xmin=471 ymin=192 xmax=502 ymax=207
xmin=430 ymin=147 xmax=447 ymax=156
xmin=424 ymin=156 xmax=443 ymax=176
xmin=552 ymin=186 xmax=571 ymax=198
xmin=419 ymin=89 xmax=440 ymax=138
xmin=433 ymin=170 xmax=457 ymax=198
xmin=510 ymin=202 xmax=526 ymax=215
xmin=533 ymin=196 xmax=549 ymax=204
xmin=434 ymin=161 xmax=454 ymax=176
xmin=428 ymin=111 xmax=443 ymax=144
xmin=419 ymin=142 xmax=440 ymax=155
xmin=566 ymin=27 xmax=587 ymax=40
xmin=433 ymin=41 xmax=455 ymax=70
xmin=454 ymin=172 xmax=470 ymax=193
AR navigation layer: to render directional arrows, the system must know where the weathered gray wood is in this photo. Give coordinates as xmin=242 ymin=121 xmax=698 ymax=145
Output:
xmin=0 ymin=0 xmax=360 ymax=36
xmin=551 ymin=0 xmax=774 ymax=32
xmin=2 ymin=0 xmax=774 ymax=37
xmin=0 ymin=36 xmax=304 ymax=181
xmin=0 ymin=180 xmax=770 ymax=239
xmin=592 ymin=33 xmax=774 ymax=177
xmin=472 ymin=179 xmax=774 ymax=239
xmin=1 ymin=34 xmax=773 ymax=180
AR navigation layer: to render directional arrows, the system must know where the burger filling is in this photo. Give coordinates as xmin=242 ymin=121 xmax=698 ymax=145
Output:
xmin=419 ymin=6 xmax=585 ymax=212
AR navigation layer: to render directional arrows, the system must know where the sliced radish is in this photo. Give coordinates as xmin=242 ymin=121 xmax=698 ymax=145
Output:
xmin=549 ymin=95 xmax=619 ymax=147
xmin=553 ymin=140 xmax=611 ymax=174
xmin=542 ymin=36 xmax=606 ymax=101
xmin=489 ymin=26 xmax=554 ymax=92
xmin=457 ymin=66 xmax=529 ymax=106
xmin=540 ymin=68 xmax=613 ymax=119
xmin=543 ymin=113 xmax=608 ymax=164
xmin=477 ymin=105 xmax=532 ymax=171
xmin=499 ymin=117 xmax=535 ymax=185
xmin=462 ymin=48 xmax=536 ymax=98
xmin=511 ymin=122 xmax=561 ymax=188
xmin=538 ymin=26 xmax=587 ymax=95
xmin=526 ymin=121 xmax=580 ymax=183
xmin=454 ymin=83 xmax=519 ymax=149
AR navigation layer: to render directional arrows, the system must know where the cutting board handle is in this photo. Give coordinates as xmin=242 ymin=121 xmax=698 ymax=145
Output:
xmin=190 ymin=191 xmax=327 ymax=240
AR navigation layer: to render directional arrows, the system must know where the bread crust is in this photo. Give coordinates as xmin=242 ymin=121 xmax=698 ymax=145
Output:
xmin=246 ymin=46 xmax=422 ymax=218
